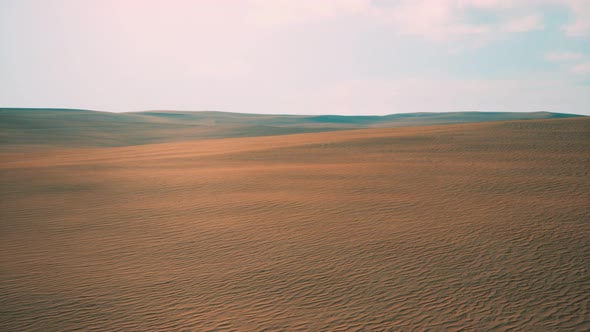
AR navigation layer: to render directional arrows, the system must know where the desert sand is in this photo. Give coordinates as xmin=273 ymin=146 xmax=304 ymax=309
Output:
xmin=1 ymin=117 xmax=589 ymax=330
xmin=1 ymin=108 xmax=582 ymax=150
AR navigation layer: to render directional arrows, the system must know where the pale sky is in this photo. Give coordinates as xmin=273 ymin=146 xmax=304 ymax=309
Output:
xmin=1 ymin=0 xmax=589 ymax=115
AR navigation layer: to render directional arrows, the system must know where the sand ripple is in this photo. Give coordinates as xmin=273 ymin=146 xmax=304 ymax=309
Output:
xmin=1 ymin=119 xmax=589 ymax=330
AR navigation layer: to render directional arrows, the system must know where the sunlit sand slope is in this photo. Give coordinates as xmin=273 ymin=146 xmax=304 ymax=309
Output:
xmin=1 ymin=118 xmax=589 ymax=330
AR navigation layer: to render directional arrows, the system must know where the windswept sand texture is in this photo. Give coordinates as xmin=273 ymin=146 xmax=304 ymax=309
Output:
xmin=1 ymin=118 xmax=589 ymax=330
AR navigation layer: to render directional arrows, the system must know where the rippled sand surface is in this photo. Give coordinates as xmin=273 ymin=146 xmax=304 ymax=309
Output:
xmin=1 ymin=118 xmax=589 ymax=330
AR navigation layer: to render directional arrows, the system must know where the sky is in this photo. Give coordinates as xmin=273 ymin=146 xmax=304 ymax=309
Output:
xmin=1 ymin=0 xmax=589 ymax=115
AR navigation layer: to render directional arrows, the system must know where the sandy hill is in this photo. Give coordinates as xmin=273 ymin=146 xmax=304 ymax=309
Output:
xmin=0 ymin=108 xmax=583 ymax=150
xmin=1 ymin=117 xmax=588 ymax=330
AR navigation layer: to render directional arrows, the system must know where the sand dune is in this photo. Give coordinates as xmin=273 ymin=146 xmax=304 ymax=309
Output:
xmin=1 ymin=118 xmax=589 ymax=330
xmin=1 ymin=108 xmax=583 ymax=150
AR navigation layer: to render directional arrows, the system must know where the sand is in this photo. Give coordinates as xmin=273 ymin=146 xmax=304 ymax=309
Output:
xmin=1 ymin=118 xmax=589 ymax=330
xmin=1 ymin=108 xmax=583 ymax=150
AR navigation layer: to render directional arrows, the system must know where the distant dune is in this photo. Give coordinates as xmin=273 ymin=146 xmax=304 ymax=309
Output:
xmin=0 ymin=108 xmax=583 ymax=150
xmin=1 ymin=117 xmax=588 ymax=330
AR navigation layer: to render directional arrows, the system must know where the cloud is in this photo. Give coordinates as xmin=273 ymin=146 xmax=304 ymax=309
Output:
xmin=245 ymin=0 xmax=588 ymax=40
xmin=545 ymin=51 xmax=586 ymax=61
xmin=500 ymin=13 xmax=544 ymax=32
xmin=372 ymin=1 xmax=499 ymax=42
xmin=561 ymin=0 xmax=590 ymax=37
xmin=367 ymin=1 xmax=548 ymax=48
xmin=570 ymin=62 xmax=590 ymax=74
xmin=240 ymin=0 xmax=590 ymax=43
xmin=289 ymin=76 xmax=590 ymax=115
xmin=247 ymin=0 xmax=370 ymax=25
xmin=545 ymin=50 xmax=590 ymax=75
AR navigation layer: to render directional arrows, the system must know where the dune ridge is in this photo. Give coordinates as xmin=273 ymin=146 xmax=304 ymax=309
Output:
xmin=1 ymin=117 xmax=589 ymax=330
xmin=1 ymin=108 xmax=583 ymax=150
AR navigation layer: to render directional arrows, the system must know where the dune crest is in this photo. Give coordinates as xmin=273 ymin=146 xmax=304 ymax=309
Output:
xmin=1 ymin=108 xmax=583 ymax=150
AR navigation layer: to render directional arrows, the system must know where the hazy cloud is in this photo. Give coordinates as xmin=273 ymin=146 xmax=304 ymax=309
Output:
xmin=545 ymin=50 xmax=589 ymax=76
xmin=247 ymin=0 xmax=370 ymax=25
xmin=570 ymin=62 xmax=590 ymax=74
xmin=546 ymin=51 xmax=587 ymax=61
xmin=500 ymin=13 xmax=544 ymax=32
xmin=561 ymin=0 xmax=590 ymax=37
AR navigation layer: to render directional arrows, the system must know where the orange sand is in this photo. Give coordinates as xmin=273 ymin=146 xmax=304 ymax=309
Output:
xmin=1 ymin=118 xmax=589 ymax=330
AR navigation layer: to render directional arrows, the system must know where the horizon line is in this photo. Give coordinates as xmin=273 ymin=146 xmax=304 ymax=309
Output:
xmin=1 ymin=107 xmax=588 ymax=117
